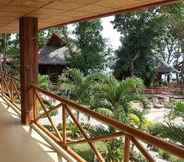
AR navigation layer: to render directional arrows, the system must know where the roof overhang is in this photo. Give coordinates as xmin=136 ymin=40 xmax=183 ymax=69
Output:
xmin=0 ymin=0 xmax=179 ymax=33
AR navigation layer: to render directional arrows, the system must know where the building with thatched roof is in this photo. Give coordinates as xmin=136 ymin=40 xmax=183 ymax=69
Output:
xmin=155 ymin=58 xmax=179 ymax=84
xmin=156 ymin=62 xmax=178 ymax=74
xmin=39 ymin=33 xmax=70 ymax=80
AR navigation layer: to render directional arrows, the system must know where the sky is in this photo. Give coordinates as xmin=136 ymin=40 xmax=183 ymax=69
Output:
xmin=68 ymin=16 xmax=121 ymax=50
xmin=11 ymin=16 xmax=121 ymax=50
xmin=101 ymin=16 xmax=121 ymax=50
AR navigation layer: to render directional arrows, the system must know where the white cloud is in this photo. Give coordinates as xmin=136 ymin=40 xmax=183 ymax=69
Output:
xmin=101 ymin=16 xmax=121 ymax=50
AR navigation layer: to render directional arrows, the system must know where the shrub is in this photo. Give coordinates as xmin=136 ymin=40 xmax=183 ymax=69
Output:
xmin=38 ymin=74 xmax=49 ymax=90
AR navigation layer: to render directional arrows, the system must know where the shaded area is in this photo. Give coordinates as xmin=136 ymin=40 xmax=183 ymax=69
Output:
xmin=0 ymin=102 xmax=55 ymax=162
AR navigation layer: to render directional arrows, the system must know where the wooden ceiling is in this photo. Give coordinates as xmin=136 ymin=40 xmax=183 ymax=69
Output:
xmin=0 ymin=0 xmax=179 ymax=33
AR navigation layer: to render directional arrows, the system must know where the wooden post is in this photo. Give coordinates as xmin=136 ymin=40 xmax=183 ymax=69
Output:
xmin=62 ymin=105 xmax=67 ymax=146
xmin=124 ymin=135 xmax=130 ymax=162
xmin=19 ymin=17 xmax=38 ymax=125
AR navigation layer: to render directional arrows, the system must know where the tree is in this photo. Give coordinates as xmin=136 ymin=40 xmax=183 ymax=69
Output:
xmin=112 ymin=9 xmax=166 ymax=86
xmin=68 ymin=20 xmax=106 ymax=75
xmin=93 ymin=75 xmax=146 ymax=124
xmin=60 ymin=68 xmax=93 ymax=104
xmin=60 ymin=69 xmax=147 ymax=161
xmin=59 ymin=68 xmax=95 ymax=120
xmin=154 ymin=2 xmax=184 ymax=83
xmin=161 ymin=2 xmax=184 ymax=83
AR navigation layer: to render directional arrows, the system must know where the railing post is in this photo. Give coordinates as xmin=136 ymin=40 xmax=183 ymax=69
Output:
xmin=62 ymin=104 xmax=67 ymax=146
xmin=124 ymin=135 xmax=130 ymax=162
xmin=19 ymin=17 xmax=38 ymax=125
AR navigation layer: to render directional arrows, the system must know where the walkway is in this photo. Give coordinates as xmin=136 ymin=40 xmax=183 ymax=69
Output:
xmin=0 ymin=99 xmax=56 ymax=162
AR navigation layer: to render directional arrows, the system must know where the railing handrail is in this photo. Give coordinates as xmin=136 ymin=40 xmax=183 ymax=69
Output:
xmin=1 ymin=71 xmax=184 ymax=161
xmin=31 ymin=84 xmax=184 ymax=159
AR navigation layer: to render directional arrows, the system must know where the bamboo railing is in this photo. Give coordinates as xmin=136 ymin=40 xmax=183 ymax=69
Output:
xmin=0 ymin=72 xmax=184 ymax=162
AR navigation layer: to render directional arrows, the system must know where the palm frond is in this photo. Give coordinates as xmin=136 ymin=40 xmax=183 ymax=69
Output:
xmin=96 ymin=108 xmax=114 ymax=118
xmin=150 ymin=123 xmax=184 ymax=145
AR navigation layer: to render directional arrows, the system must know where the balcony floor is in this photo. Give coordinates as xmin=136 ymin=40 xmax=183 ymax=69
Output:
xmin=0 ymin=99 xmax=56 ymax=162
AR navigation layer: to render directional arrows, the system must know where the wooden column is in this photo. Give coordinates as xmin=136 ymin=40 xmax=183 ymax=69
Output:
xmin=19 ymin=17 xmax=38 ymax=125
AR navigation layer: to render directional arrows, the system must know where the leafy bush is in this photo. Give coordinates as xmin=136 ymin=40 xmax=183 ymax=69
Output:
xmin=38 ymin=74 xmax=49 ymax=90
xmin=128 ymin=113 xmax=140 ymax=127
xmin=149 ymin=123 xmax=184 ymax=145
xmin=71 ymin=142 xmax=107 ymax=162
xmin=105 ymin=140 xmax=122 ymax=162
xmin=71 ymin=143 xmax=94 ymax=162
xmin=175 ymin=101 xmax=184 ymax=118
xmin=158 ymin=149 xmax=184 ymax=162
xmin=142 ymin=119 xmax=156 ymax=132
xmin=67 ymin=122 xmax=81 ymax=139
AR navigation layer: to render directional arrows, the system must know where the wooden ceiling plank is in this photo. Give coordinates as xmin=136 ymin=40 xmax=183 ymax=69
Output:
xmin=0 ymin=0 xmax=179 ymax=33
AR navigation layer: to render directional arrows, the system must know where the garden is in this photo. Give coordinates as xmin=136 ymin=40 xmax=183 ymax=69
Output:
xmin=0 ymin=1 xmax=184 ymax=161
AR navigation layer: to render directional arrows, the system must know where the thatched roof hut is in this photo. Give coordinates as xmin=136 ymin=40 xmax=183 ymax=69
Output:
xmin=156 ymin=61 xmax=178 ymax=74
xmin=39 ymin=33 xmax=70 ymax=77
xmin=155 ymin=58 xmax=179 ymax=84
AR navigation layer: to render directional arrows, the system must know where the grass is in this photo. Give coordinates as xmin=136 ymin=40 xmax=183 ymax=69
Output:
xmin=70 ymin=141 xmax=107 ymax=162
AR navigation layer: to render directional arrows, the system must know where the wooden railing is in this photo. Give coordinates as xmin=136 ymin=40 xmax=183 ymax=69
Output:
xmin=144 ymin=86 xmax=184 ymax=95
xmin=0 ymin=72 xmax=184 ymax=162
xmin=0 ymin=72 xmax=21 ymax=111
xmin=31 ymin=84 xmax=184 ymax=162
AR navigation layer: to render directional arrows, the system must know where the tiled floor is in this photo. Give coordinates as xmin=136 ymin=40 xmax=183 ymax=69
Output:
xmin=0 ymin=101 xmax=56 ymax=162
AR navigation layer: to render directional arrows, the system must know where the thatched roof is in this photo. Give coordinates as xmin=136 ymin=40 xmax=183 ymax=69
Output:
xmin=156 ymin=60 xmax=178 ymax=74
xmin=39 ymin=34 xmax=70 ymax=66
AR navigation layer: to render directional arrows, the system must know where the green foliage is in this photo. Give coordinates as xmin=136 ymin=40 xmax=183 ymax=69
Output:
xmin=38 ymin=74 xmax=49 ymax=90
xmin=60 ymin=68 xmax=146 ymax=128
xmin=88 ymin=125 xmax=112 ymax=138
xmin=158 ymin=149 xmax=184 ymax=162
xmin=112 ymin=3 xmax=184 ymax=86
xmin=105 ymin=140 xmax=122 ymax=162
xmin=71 ymin=143 xmax=94 ymax=161
xmin=71 ymin=142 xmax=107 ymax=162
xmin=167 ymin=101 xmax=184 ymax=120
xmin=175 ymin=101 xmax=184 ymax=118
xmin=93 ymin=75 xmax=145 ymax=123
xmin=150 ymin=123 xmax=184 ymax=145
xmin=67 ymin=122 xmax=80 ymax=139
xmin=150 ymin=99 xmax=184 ymax=149
xmin=59 ymin=68 xmax=94 ymax=105
xmin=142 ymin=119 xmax=156 ymax=132
xmin=112 ymin=9 xmax=165 ymax=86
xmin=128 ymin=113 xmax=141 ymax=127
xmin=68 ymin=20 xmax=107 ymax=75
xmin=95 ymin=108 xmax=114 ymax=118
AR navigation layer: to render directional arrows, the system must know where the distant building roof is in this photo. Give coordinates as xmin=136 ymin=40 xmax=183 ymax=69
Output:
xmin=46 ymin=33 xmax=66 ymax=47
xmin=156 ymin=58 xmax=178 ymax=74
xmin=39 ymin=33 xmax=70 ymax=66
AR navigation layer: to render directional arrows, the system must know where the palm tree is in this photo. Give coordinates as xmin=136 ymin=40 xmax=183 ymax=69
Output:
xmin=92 ymin=75 xmax=146 ymax=124
xmin=60 ymin=69 xmax=147 ymax=162
xmin=59 ymin=68 xmax=94 ymax=120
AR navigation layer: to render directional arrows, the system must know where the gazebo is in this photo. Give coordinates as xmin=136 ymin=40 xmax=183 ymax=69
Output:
xmin=156 ymin=60 xmax=179 ymax=83
xmin=0 ymin=1 xmax=183 ymax=162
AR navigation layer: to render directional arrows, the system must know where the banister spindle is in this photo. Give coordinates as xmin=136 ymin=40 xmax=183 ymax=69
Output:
xmin=124 ymin=135 xmax=131 ymax=162
xmin=62 ymin=104 xmax=67 ymax=146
